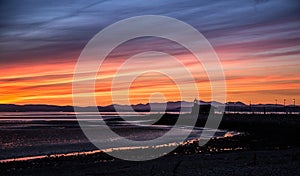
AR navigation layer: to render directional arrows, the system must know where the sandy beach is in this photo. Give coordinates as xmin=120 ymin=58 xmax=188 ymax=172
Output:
xmin=1 ymin=146 xmax=300 ymax=176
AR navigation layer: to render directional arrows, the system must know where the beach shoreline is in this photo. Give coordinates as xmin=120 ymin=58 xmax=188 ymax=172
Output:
xmin=1 ymin=113 xmax=300 ymax=175
xmin=1 ymin=145 xmax=299 ymax=176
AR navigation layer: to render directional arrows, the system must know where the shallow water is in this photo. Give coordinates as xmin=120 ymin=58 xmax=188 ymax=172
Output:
xmin=0 ymin=112 xmax=238 ymax=162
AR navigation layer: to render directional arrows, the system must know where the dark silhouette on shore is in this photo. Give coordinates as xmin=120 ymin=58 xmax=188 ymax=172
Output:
xmin=0 ymin=100 xmax=299 ymax=114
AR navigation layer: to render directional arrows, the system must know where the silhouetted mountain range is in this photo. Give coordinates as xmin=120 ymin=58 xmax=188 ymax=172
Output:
xmin=0 ymin=100 xmax=299 ymax=112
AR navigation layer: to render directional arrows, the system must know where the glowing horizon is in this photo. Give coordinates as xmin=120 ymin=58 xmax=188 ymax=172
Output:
xmin=0 ymin=1 xmax=299 ymax=106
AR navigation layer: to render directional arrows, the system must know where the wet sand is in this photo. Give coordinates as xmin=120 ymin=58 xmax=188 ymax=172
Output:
xmin=1 ymin=146 xmax=300 ymax=176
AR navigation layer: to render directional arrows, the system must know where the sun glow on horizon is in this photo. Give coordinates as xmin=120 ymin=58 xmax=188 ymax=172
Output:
xmin=1 ymin=49 xmax=300 ymax=106
xmin=1 ymin=1 xmax=299 ymax=106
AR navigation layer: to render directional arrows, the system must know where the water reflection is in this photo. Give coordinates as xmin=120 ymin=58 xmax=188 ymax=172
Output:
xmin=0 ymin=112 xmax=241 ymax=163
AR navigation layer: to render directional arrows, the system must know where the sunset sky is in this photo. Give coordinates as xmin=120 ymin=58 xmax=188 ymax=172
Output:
xmin=0 ymin=0 xmax=300 ymax=106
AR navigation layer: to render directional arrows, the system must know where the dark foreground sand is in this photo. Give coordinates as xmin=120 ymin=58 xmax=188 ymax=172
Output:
xmin=1 ymin=147 xmax=300 ymax=176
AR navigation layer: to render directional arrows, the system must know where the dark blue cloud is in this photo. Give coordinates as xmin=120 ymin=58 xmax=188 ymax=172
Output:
xmin=0 ymin=0 xmax=299 ymax=65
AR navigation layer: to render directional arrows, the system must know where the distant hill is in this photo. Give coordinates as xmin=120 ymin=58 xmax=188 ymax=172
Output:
xmin=0 ymin=104 xmax=74 ymax=112
xmin=0 ymin=101 xmax=193 ymax=112
xmin=0 ymin=101 xmax=299 ymax=112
